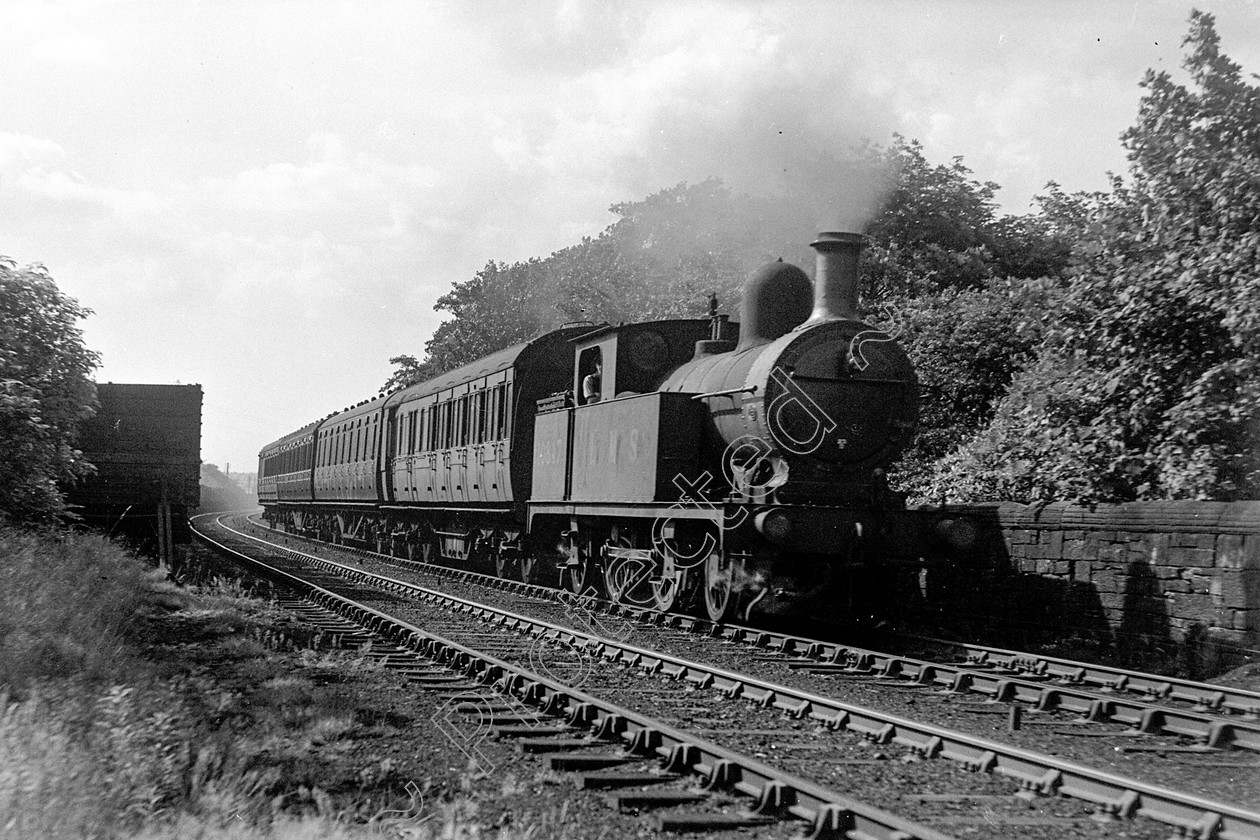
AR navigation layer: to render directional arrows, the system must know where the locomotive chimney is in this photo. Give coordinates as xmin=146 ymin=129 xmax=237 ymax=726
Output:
xmin=805 ymin=231 xmax=863 ymax=324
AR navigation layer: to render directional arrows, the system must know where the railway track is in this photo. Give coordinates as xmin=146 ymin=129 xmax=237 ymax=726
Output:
xmin=198 ymin=513 xmax=1260 ymax=839
xmin=192 ymin=513 xmax=952 ymax=839
xmin=243 ymin=514 xmax=1260 ymax=747
xmin=887 ymin=632 xmax=1260 ymax=719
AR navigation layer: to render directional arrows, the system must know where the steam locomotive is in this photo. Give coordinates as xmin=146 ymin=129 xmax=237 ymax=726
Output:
xmin=259 ymin=232 xmax=918 ymax=621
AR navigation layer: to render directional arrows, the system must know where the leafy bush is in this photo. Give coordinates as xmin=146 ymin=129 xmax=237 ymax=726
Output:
xmin=931 ymin=12 xmax=1260 ymax=502
xmin=884 ymin=277 xmax=1064 ymax=500
xmin=0 ymin=260 xmax=98 ymax=524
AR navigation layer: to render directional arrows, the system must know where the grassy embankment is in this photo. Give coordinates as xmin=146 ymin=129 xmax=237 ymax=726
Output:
xmin=0 ymin=528 xmax=512 ymax=840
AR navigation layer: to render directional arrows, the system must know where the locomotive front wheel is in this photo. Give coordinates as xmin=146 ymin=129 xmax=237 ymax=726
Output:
xmin=703 ymin=550 xmax=742 ymax=623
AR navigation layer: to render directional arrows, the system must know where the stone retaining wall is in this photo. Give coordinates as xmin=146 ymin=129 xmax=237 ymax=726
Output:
xmin=888 ymin=501 xmax=1260 ymax=676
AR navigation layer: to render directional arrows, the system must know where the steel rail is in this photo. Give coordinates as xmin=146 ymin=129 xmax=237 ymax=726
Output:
xmin=242 ymin=514 xmax=1260 ymax=748
xmin=214 ymin=517 xmax=1260 ymax=840
xmin=902 ymin=633 xmax=1260 ymax=718
xmin=193 ymin=519 xmax=955 ymax=840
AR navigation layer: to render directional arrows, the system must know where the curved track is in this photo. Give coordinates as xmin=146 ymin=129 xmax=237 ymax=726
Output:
xmin=250 ymin=514 xmax=1260 ymax=746
xmin=198 ymin=513 xmax=1260 ymax=840
xmin=194 ymin=513 xmax=953 ymax=840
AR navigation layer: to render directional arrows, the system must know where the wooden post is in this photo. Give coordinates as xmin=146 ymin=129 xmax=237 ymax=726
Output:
xmin=158 ymin=481 xmax=173 ymax=571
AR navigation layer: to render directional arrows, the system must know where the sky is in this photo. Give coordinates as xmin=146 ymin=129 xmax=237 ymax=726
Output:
xmin=2 ymin=0 xmax=1258 ymax=475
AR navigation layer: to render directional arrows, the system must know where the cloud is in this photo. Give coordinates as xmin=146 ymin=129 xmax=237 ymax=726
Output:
xmin=0 ymin=131 xmax=64 ymax=168
xmin=30 ymin=34 xmax=112 ymax=63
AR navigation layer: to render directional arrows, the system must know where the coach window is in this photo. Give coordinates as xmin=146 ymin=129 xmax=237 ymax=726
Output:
xmin=479 ymin=389 xmax=490 ymax=442
xmin=486 ymin=385 xmax=496 ymax=440
xmin=455 ymin=397 xmax=465 ymax=447
xmin=494 ymin=385 xmax=504 ymax=438
xmin=497 ymin=383 xmax=511 ymax=438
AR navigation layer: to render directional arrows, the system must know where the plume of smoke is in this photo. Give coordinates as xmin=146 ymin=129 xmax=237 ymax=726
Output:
xmin=629 ymin=78 xmax=894 ymax=272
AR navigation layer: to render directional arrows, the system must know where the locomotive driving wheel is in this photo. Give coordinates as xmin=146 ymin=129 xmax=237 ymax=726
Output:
xmin=649 ymin=570 xmax=692 ymax=613
xmin=703 ymin=548 xmax=743 ymax=623
xmin=561 ymin=532 xmax=601 ymax=596
xmin=650 ymin=534 xmax=704 ymax=613
xmin=602 ymin=534 xmax=649 ymax=606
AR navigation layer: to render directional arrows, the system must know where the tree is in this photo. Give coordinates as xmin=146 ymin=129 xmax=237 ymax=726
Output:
xmin=0 ymin=259 xmax=99 ymax=523
xmin=928 ymin=11 xmax=1260 ymax=502
xmin=882 ymin=277 xmax=1064 ymax=500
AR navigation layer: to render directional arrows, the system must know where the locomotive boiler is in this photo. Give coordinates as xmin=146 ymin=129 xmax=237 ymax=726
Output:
xmin=258 ymin=232 xmax=918 ymax=623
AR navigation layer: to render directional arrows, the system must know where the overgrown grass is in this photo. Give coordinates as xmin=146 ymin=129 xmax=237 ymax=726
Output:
xmin=0 ymin=530 xmax=596 ymax=839
xmin=0 ymin=528 xmax=179 ymax=688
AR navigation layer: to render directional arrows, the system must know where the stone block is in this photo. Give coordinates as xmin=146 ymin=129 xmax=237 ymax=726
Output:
xmin=1232 ymin=535 xmax=1260 ymax=570
xmin=1016 ymin=544 xmax=1043 ymax=560
xmin=1142 ymin=533 xmax=1170 ymax=562
xmin=1232 ymin=610 xmax=1256 ymax=632
xmin=1063 ymin=539 xmax=1090 ymax=561
xmin=1073 ymin=561 xmax=1092 ymax=583
xmin=1215 ymin=534 xmax=1245 ymax=568
xmin=1162 ymin=578 xmax=1192 ymax=594
xmin=1053 ymin=560 xmax=1073 ymax=576
xmin=1163 ymin=546 xmax=1215 ymax=568
xmin=1004 ymin=530 xmax=1035 ymax=545
xmin=1171 ymin=533 xmax=1216 ymax=549
xmin=1165 ymin=591 xmax=1215 ymax=623
xmin=1098 ymin=544 xmax=1127 ymax=563
xmin=1047 ymin=530 xmax=1064 ymax=558
xmin=1210 ymin=570 xmax=1260 ymax=610
xmin=1098 ymin=591 xmax=1125 ymax=612
xmin=1064 ymin=530 xmax=1086 ymax=540
xmin=1187 ymin=572 xmax=1213 ymax=595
